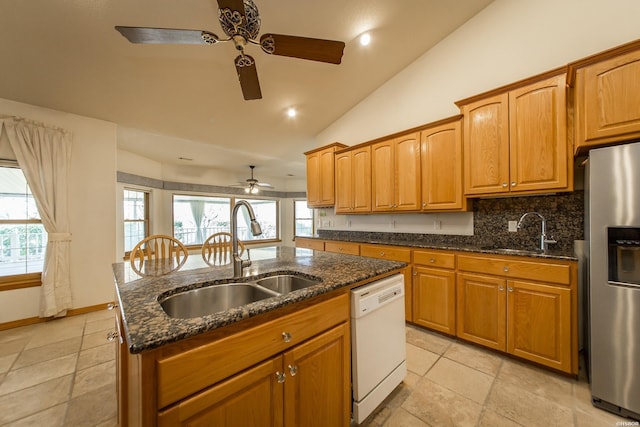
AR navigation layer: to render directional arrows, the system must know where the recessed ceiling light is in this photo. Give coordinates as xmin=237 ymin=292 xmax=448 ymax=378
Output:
xmin=286 ymin=107 xmax=297 ymax=118
xmin=359 ymin=33 xmax=371 ymax=46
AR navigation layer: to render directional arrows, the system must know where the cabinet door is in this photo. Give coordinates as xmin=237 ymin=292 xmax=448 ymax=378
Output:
xmin=351 ymin=146 xmax=371 ymax=212
xmin=158 ymin=357 xmax=284 ymax=427
xmin=371 ymin=140 xmax=394 ymax=211
xmin=421 ymin=120 xmax=465 ymax=210
xmin=394 ymin=133 xmax=421 ymax=211
xmin=283 ymin=323 xmax=350 ymax=427
xmin=305 ymin=152 xmax=320 ymax=207
xmin=507 ymin=280 xmax=571 ymax=372
xmin=577 ymin=48 xmax=640 ymax=148
xmin=509 ymin=74 xmax=568 ymax=192
xmin=319 ymin=149 xmax=337 ymax=206
xmin=456 ymin=272 xmax=506 ymax=351
xmin=334 ymin=151 xmax=352 ymax=213
xmin=413 ymin=266 xmax=456 ymax=335
xmin=462 ymin=93 xmax=510 ymax=195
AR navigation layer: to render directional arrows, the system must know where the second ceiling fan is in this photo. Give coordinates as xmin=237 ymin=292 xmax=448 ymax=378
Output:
xmin=115 ymin=0 xmax=346 ymax=100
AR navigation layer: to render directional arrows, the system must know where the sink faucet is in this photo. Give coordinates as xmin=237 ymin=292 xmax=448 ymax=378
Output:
xmin=516 ymin=212 xmax=557 ymax=252
xmin=231 ymin=200 xmax=263 ymax=278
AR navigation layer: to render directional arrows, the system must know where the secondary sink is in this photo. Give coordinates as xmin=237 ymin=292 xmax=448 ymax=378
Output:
xmin=160 ymin=283 xmax=280 ymax=319
xmin=255 ymin=274 xmax=321 ymax=293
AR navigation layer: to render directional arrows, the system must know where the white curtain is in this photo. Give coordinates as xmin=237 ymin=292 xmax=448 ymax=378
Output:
xmin=0 ymin=117 xmax=73 ymax=318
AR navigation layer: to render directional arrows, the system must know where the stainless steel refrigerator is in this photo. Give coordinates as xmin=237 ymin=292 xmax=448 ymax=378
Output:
xmin=588 ymin=141 xmax=640 ymax=420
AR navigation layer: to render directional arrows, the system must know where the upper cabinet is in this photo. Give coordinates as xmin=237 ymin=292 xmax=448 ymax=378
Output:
xmin=371 ymin=132 xmax=421 ymax=212
xmin=570 ymin=40 xmax=640 ymax=153
xmin=335 ymin=145 xmax=371 ymax=213
xmin=305 ymin=143 xmax=346 ymax=208
xmin=458 ymin=72 xmax=572 ymax=197
xmin=420 ymin=117 xmax=467 ymax=211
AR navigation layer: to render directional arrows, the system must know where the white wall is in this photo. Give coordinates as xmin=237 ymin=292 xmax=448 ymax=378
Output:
xmin=318 ymin=0 xmax=640 ymax=146
xmin=0 ymin=98 xmax=117 ymax=323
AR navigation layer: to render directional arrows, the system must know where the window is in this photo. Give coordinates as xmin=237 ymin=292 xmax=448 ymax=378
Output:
xmin=123 ymin=189 xmax=149 ymax=252
xmin=172 ymin=194 xmax=279 ymax=245
xmin=173 ymin=195 xmax=231 ymax=245
xmin=294 ymin=200 xmax=314 ymax=237
xmin=0 ymin=164 xmax=47 ymax=281
xmin=237 ymin=198 xmax=278 ymax=242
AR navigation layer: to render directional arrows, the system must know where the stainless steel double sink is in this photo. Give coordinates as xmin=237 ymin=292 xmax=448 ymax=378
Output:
xmin=159 ymin=274 xmax=321 ymax=319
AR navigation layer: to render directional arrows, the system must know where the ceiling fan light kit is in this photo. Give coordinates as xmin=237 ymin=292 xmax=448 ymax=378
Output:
xmin=115 ymin=0 xmax=345 ymax=100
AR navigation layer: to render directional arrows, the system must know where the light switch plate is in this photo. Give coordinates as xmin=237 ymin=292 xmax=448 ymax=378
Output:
xmin=508 ymin=220 xmax=518 ymax=232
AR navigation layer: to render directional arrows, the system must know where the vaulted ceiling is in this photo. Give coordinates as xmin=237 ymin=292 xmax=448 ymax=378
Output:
xmin=0 ymin=0 xmax=493 ymax=183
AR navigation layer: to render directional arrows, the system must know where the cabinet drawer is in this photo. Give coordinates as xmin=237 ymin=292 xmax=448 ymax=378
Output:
xmin=457 ymin=254 xmax=571 ymax=285
xmin=156 ymin=293 xmax=349 ymax=408
xmin=295 ymin=237 xmax=325 ymax=251
xmin=324 ymin=241 xmax=360 ymax=256
xmin=413 ymin=250 xmax=455 ymax=269
xmin=360 ymin=244 xmax=411 ymax=262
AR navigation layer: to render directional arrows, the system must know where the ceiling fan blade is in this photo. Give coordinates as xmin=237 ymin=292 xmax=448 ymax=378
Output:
xmin=260 ymin=34 xmax=345 ymax=64
xmin=115 ymin=26 xmax=219 ymax=45
xmin=234 ymin=55 xmax=262 ymax=100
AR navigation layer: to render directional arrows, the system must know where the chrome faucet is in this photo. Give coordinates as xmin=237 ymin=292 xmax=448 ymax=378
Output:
xmin=516 ymin=212 xmax=557 ymax=252
xmin=231 ymin=200 xmax=263 ymax=278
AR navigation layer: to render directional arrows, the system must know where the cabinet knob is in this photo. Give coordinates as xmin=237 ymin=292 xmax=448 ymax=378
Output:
xmin=107 ymin=303 xmax=118 ymax=310
xmin=429 ymin=258 xmax=435 ymax=263
xmin=503 ymin=266 xmax=509 ymax=272
xmin=511 ymin=182 xmax=517 ymax=187
xmin=288 ymin=364 xmax=298 ymax=376
xmin=502 ymin=182 xmax=508 ymax=188
xmin=508 ymin=287 xmax=514 ymax=292
xmin=106 ymin=331 xmax=119 ymax=342
xmin=499 ymin=286 xmax=505 ymax=291
xmin=282 ymin=331 xmax=292 ymax=342
xmin=380 ymin=251 xmax=385 ymax=256
xmin=275 ymin=371 xmax=286 ymax=383
xmin=422 ymin=202 xmax=427 ymax=208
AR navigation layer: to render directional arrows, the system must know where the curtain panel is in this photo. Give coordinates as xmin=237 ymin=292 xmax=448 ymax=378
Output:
xmin=0 ymin=117 xmax=73 ymax=318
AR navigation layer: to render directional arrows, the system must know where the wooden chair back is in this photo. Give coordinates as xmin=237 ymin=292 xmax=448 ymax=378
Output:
xmin=202 ymin=232 xmax=245 ymax=266
xmin=129 ymin=234 xmax=188 ymax=276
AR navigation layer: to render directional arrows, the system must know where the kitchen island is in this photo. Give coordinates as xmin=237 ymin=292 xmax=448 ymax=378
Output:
xmin=112 ymin=246 xmax=405 ymax=426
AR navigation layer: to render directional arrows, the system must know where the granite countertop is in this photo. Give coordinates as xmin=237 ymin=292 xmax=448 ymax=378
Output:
xmin=113 ymin=246 xmax=405 ymax=354
xmin=308 ymin=236 xmax=578 ymax=261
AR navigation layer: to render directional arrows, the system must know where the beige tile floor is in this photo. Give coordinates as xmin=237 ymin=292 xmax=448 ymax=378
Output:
xmin=361 ymin=325 xmax=631 ymax=427
xmin=0 ymin=309 xmax=117 ymax=426
xmin=0 ymin=311 xmax=633 ymax=427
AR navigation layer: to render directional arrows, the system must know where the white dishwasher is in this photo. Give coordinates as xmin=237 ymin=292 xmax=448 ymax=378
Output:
xmin=351 ymin=273 xmax=407 ymax=424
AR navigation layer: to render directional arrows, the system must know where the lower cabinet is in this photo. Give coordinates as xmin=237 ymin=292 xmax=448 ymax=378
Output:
xmin=412 ymin=250 xmax=456 ymax=335
xmin=456 ymin=255 xmax=576 ymax=373
xmin=157 ymin=323 xmax=350 ymax=427
xmin=118 ymin=293 xmax=351 ymax=426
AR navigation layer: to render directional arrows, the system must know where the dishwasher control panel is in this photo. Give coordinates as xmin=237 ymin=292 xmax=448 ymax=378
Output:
xmin=351 ymin=274 xmax=404 ymax=317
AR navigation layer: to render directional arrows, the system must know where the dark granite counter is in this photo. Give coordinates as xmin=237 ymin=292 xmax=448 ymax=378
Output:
xmin=112 ymin=246 xmax=405 ymax=354
xmin=308 ymin=234 xmax=578 ymax=261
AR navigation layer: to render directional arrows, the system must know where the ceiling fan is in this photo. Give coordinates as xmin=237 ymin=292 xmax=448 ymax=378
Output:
xmin=231 ymin=165 xmax=273 ymax=194
xmin=115 ymin=0 xmax=346 ymax=100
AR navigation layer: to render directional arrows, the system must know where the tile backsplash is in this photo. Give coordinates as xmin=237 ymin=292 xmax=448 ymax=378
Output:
xmin=318 ymin=191 xmax=584 ymax=253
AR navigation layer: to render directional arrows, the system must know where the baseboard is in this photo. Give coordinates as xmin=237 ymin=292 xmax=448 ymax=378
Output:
xmin=0 ymin=302 xmax=114 ymax=331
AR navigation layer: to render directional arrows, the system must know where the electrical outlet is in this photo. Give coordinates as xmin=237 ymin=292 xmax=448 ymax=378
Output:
xmin=508 ymin=220 xmax=518 ymax=232
xmin=433 ymin=220 xmax=442 ymax=230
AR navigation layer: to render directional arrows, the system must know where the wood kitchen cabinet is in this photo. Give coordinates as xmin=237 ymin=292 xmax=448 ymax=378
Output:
xmin=371 ymin=132 xmax=421 ymax=212
xmin=305 ymin=143 xmax=346 ymax=208
xmin=335 ymin=145 xmax=371 ymax=213
xmin=120 ymin=293 xmax=351 ymax=426
xmin=420 ymin=117 xmax=467 ymax=211
xmin=295 ymin=237 xmax=325 ymax=251
xmin=412 ymin=250 xmax=456 ymax=335
xmin=360 ymin=244 xmax=413 ymax=321
xmin=456 ymin=254 xmax=576 ymax=373
xmin=458 ymin=72 xmax=572 ymax=197
xmin=324 ymin=240 xmax=360 ymax=256
xmin=571 ymin=41 xmax=640 ymax=152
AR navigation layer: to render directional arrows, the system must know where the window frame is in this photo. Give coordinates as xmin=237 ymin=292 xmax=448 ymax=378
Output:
xmin=123 ymin=188 xmax=150 ymax=256
xmin=293 ymin=199 xmax=314 ymax=239
xmin=0 ymin=162 xmax=45 ymax=291
xmin=171 ymin=193 xmax=281 ymax=248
